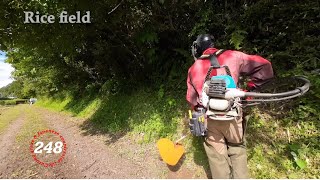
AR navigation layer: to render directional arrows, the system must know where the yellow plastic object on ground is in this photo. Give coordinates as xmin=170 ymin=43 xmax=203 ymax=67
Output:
xmin=157 ymin=138 xmax=185 ymax=166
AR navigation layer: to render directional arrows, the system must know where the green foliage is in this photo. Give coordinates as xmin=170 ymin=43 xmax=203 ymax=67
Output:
xmin=0 ymin=0 xmax=319 ymax=178
xmin=37 ymin=88 xmax=188 ymax=143
xmin=2 ymin=0 xmax=318 ymax=97
xmin=229 ymin=30 xmax=247 ymax=50
xmin=0 ymin=81 xmax=25 ymax=98
xmin=36 ymin=96 xmax=73 ymax=113
xmin=157 ymin=85 xmax=165 ymax=99
xmin=0 ymin=99 xmax=28 ymax=105
xmin=289 ymin=144 xmax=307 ymax=169
xmin=246 ymin=103 xmax=319 ymax=178
xmin=0 ymin=100 xmax=15 ymax=105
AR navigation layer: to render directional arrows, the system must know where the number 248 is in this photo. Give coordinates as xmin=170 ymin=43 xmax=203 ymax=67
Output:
xmin=34 ymin=141 xmax=63 ymax=154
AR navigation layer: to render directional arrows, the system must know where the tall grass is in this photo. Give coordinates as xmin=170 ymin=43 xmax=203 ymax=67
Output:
xmin=36 ymin=87 xmax=319 ymax=178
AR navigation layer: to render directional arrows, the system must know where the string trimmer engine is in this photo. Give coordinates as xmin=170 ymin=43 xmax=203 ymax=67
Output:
xmin=202 ymin=75 xmax=243 ymax=121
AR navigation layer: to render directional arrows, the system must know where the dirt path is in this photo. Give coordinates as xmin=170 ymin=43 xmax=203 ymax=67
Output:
xmin=0 ymin=105 xmax=194 ymax=178
xmin=38 ymin=107 xmax=164 ymax=178
xmin=0 ymin=113 xmax=25 ymax=174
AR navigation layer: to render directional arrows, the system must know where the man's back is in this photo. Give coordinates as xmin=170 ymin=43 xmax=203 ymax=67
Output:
xmin=186 ymin=47 xmax=273 ymax=108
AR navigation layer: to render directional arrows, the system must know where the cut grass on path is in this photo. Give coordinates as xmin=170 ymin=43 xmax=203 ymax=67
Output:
xmin=0 ymin=106 xmax=22 ymax=134
xmin=15 ymin=105 xmax=48 ymax=143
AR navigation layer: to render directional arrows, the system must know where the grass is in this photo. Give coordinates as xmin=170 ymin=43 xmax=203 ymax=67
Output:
xmin=15 ymin=105 xmax=48 ymax=143
xmin=37 ymin=89 xmax=188 ymax=142
xmin=36 ymin=95 xmax=101 ymax=119
xmin=0 ymin=100 xmax=17 ymax=105
xmin=0 ymin=99 xmax=29 ymax=105
xmin=36 ymin=97 xmax=72 ymax=113
xmin=246 ymin=106 xmax=320 ymax=178
xmin=35 ymin=87 xmax=320 ymax=178
xmin=0 ymin=105 xmax=21 ymax=134
xmin=0 ymin=104 xmax=48 ymax=142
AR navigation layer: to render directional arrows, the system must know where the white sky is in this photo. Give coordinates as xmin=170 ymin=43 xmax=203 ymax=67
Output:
xmin=0 ymin=51 xmax=14 ymax=88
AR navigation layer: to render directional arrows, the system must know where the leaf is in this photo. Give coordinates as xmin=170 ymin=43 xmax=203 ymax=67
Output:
xmin=289 ymin=143 xmax=300 ymax=153
xmin=295 ymin=159 xmax=307 ymax=169
xmin=30 ymin=67 xmax=36 ymax=74
xmin=159 ymin=0 xmax=164 ymax=4
xmin=229 ymin=30 xmax=247 ymax=50
xmin=157 ymin=85 xmax=164 ymax=99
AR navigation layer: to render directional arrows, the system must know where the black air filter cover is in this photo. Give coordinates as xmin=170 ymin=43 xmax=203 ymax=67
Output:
xmin=206 ymin=79 xmax=226 ymax=98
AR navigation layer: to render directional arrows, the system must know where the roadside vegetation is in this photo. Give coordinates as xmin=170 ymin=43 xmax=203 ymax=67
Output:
xmin=0 ymin=100 xmax=17 ymax=106
xmin=36 ymin=83 xmax=320 ymax=178
xmin=1 ymin=0 xmax=319 ymax=178
xmin=0 ymin=98 xmax=29 ymax=105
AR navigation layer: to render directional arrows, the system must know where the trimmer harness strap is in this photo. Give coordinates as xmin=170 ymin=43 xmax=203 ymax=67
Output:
xmin=198 ymin=49 xmax=228 ymax=82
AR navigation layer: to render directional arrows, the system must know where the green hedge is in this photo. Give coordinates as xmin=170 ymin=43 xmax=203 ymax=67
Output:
xmin=0 ymin=99 xmax=29 ymax=105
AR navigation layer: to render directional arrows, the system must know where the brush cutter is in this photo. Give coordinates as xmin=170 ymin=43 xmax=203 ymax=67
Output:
xmin=156 ymin=75 xmax=310 ymax=166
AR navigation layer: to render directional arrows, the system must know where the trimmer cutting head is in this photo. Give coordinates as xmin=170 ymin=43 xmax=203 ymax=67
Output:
xmin=156 ymin=138 xmax=185 ymax=166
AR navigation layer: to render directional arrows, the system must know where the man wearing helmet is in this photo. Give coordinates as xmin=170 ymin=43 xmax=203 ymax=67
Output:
xmin=186 ymin=34 xmax=274 ymax=178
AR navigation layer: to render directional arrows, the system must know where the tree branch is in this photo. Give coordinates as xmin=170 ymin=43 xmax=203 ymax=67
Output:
xmin=108 ymin=0 xmax=124 ymax=15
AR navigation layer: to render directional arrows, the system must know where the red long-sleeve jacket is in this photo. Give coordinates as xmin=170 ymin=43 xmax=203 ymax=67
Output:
xmin=186 ymin=48 xmax=274 ymax=108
